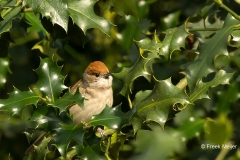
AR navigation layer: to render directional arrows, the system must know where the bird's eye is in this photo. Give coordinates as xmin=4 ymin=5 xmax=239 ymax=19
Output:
xmin=95 ymin=73 xmax=99 ymax=77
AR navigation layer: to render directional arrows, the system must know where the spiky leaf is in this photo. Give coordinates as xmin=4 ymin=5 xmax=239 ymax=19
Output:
xmin=51 ymin=89 xmax=84 ymax=113
xmin=22 ymin=0 xmax=68 ymax=31
xmin=0 ymin=6 xmax=21 ymax=34
xmin=132 ymin=78 xmax=190 ymax=131
xmin=35 ymin=58 xmax=67 ymax=103
xmin=184 ymin=14 xmax=239 ymax=92
xmin=160 ymin=24 xmax=190 ymax=59
xmin=190 ymin=70 xmax=233 ymax=102
xmin=88 ymin=104 xmax=132 ymax=131
xmin=53 ymin=124 xmax=86 ymax=158
xmin=68 ymin=0 xmax=113 ymax=36
xmin=114 ymin=54 xmax=154 ymax=107
xmin=0 ymin=87 xmax=40 ymax=116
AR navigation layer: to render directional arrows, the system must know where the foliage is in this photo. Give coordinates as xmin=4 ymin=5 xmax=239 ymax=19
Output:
xmin=1 ymin=0 xmax=240 ymax=159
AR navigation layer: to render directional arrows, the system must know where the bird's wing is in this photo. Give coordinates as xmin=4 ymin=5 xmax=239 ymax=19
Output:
xmin=70 ymin=79 xmax=83 ymax=94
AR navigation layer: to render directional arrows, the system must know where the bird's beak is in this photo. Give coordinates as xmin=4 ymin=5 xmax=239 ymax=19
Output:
xmin=104 ymin=72 xmax=113 ymax=79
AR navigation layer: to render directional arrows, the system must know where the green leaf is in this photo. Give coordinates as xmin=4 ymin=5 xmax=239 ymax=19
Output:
xmin=114 ymin=53 xmax=154 ymax=107
xmin=190 ymin=70 xmax=233 ymax=102
xmin=68 ymin=0 xmax=113 ymax=36
xmin=53 ymin=124 xmax=86 ymax=158
xmin=0 ymin=87 xmax=40 ymax=116
xmin=160 ymin=24 xmax=190 ymax=59
xmin=22 ymin=0 xmax=69 ymax=32
xmin=27 ymin=137 xmax=52 ymax=160
xmin=24 ymin=12 xmax=47 ymax=36
xmin=0 ymin=6 xmax=21 ymax=34
xmin=32 ymin=40 xmax=63 ymax=60
xmin=204 ymin=114 xmax=233 ymax=145
xmin=176 ymin=117 xmax=204 ymax=139
xmin=135 ymin=32 xmax=161 ymax=53
xmin=184 ymin=14 xmax=239 ymax=92
xmin=81 ymin=146 xmax=106 ymax=160
xmin=160 ymin=11 xmax=180 ymax=30
xmin=88 ymin=104 xmax=132 ymax=131
xmin=130 ymin=129 xmax=183 ymax=160
xmin=229 ymin=30 xmax=240 ymax=47
xmin=132 ymin=77 xmax=190 ymax=130
xmin=35 ymin=57 xmax=67 ymax=103
xmin=51 ymin=89 xmax=84 ymax=113
xmin=110 ymin=0 xmax=139 ymax=20
xmin=0 ymin=57 xmax=9 ymax=88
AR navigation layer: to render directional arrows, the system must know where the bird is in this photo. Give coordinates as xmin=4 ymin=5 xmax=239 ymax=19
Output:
xmin=25 ymin=61 xmax=113 ymax=154
xmin=69 ymin=61 xmax=113 ymax=123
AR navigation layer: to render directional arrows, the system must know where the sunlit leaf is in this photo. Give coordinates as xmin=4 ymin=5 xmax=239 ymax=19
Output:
xmin=50 ymin=89 xmax=84 ymax=113
xmin=35 ymin=57 xmax=67 ymax=103
xmin=88 ymin=104 xmax=132 ymax=131
xmin=132 ymin=77 xmax=190 ymax=132
xmin=190 ymin=70 xmax=233 ymax=102
xmin=68 ymin=0 xmax=113 ymax=36
xmin=184 ymin=14 xmax=239 ymax=92
xmin=0 ymin=87 xmax=40 ymax=116
xmin=160 ymin=24 xmax=190 ymax=59
xmin=22 ymin=0 xmax=68 ymax=31
xmin=0 ymin=6 xmax=21 ymax=34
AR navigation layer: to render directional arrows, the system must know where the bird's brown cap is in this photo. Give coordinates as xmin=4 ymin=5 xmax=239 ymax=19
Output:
xmin=85 ymin=61 xmax=109 ymax=74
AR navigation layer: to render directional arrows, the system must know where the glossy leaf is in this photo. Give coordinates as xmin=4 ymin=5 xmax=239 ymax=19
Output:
xmin=114 ymin=54 xmax=153 ymax=107
xmin=0 ymin=57 xmax=9 ymax=88
xmin=88 ymin=104 xmax=132 ymax=131
xmin=81 ymin=146 xmax=106 ymax=160
xmin=0 ymin=6 xmax=21 ymax=34
xmin=68 ymin=0 xmax=113 ymax=36
xmin=35 ymin=58 xmax=67 ymax=102
xmin=184 ymin=14 xmax=239 ymax=92
xmin=28 ymin=137 xmax=52 ymax=160
xmin=229 ymin=30 xmax=240 ymax=47
xmin=110 ymin=0 xmax=139 ymax=19
xmin=0 ymin=87 xmax=40 ymax=116
xmin=51 ymin=89 xmax=84 ymax=113
xmin=190 ymin=70 xmax=233 ymax=102
xmin=53 ymin=124 xmax=86 ymax=158
xmin=24 ymin=12 xmax=47 ymax=36
xmin=160 ymin=24 xmax=190 ymax=59
xmin=135 ymin=33 xmax=161 ymax=53
xmin=132 ymin=78 xmax=190 ymax=130
xmin=22 ymin=0 xmax=69 ymax=32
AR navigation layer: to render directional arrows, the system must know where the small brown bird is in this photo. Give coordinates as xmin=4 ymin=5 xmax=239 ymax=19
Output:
xmin=26 ymin=61 xmax=113 ymax=154
xmin=69 ymin=61 xmax=113 ymax=123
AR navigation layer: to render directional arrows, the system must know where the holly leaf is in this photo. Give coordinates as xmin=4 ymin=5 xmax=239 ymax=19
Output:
xmin=53 ymin=124 xmax=86 ymax=158
xmin=114 ymin=53 xmax=153 ymax=108
xmin=22 ymin=0 xmax=68 ymax=32
xmin=135 ymin=32 xmax=161 ymax=53
xmin=229 ymin=30 xmax=240 ymax=47
xmin=35 ymin=57 xmax=67 ymax=103
xmin=24 ymin=12 xmax=47 ymax=36
xmin=184 ymin=14 xmax=239 ymax=92
xmin=0 ymin=57 xmax=9 ymax=88
xmin=0 ymin=6 xmax=21 ymax=34
xmin=132 ymin=77 xmax=190 ymax=131
xmin=81 ymin=146 xmax=106 ymax=160
xmin=190 ymin=70 xmax=233 ymax=102
xmin=110 ymin=0 xmax=139 ymax=20
xmin=50 ymin=89 xmax=84 ymax=113
xmin=68 ymin=0 xmax=113 ymax=36
xmin=160 ymin=24 xmax=190 ymax=59
xmin=88 ymin=104 xmax=132 ymax=131
xmin=27 ymin=137 xmax=52 ymax=160
xmin=0 ymin=87 xmax=40 ymax=116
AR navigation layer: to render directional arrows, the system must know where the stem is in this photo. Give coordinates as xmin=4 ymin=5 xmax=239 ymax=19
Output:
xmin=188 ymin=28 xmax=222 ymax=32
xmin=215 ymin=141 xmax=233 ymax=160
xmin=105 ymin=136 xmax=112 ymax=160
xmin=176 ymin=77 xmax=187 ymax=89
xmin=213 ymin=0 xmax=240 ymax=21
